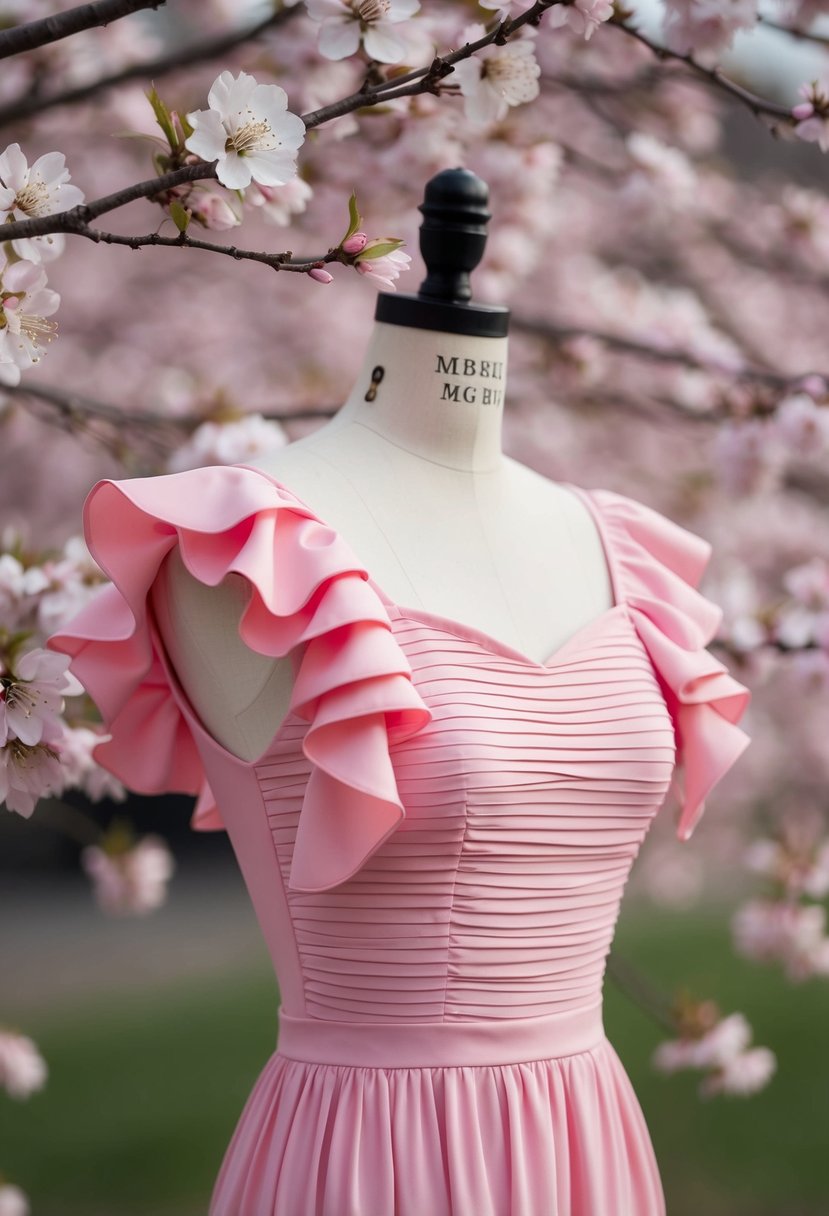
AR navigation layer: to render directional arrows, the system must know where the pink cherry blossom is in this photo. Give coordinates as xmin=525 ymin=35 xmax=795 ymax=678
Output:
xmin=699 ymin=1047 xmax=777 ymax=1097
xmin=245 ymin=177 xmax=313 ymax=226
xmin=452 ymin=26 xmax=540 ymax=125
xmin=355 ymin=245 xmax=412 ymax=289
xmin=81 ymin=834 xmax=176 ymax=915
xmin=546 ymin=0 xmax=614 ymax=42
xmin=0 ymin=737 xmax=65 ymax=817
xmin=305 ymin=0 xmax=421 ymax=64
xmin=192 ymin=191 xmax=241 ymax=230
xmin=0 ymin=1029 xmax=47 ymax=1099
xmin=55 ymin=725 xmax=127 ymax=803
xmin=166 ymin=413 xmax=289 ymax=473
xmin=662 ymin=0 xmax=758 ymax=64
xmin=185 ymin=71 xmax=306 ymax=190
xmin=0 ymin=647 xmax=81 ymax=747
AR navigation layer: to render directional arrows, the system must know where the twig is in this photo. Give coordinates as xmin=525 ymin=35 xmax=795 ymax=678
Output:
xmin=0 ymin=5 xmax=300 ymax=128
xmin=511 ymin=315 xmax=829 ymax=387
xmin=605 ymin=950 xmax=677 ymax=1034
xmin=609 ymin=11 xmax=795 ymax=122
xmin=757 ymin=13 xmax=829 ymax=49
xmin=0 ymin=0 xmax=164 ymax=60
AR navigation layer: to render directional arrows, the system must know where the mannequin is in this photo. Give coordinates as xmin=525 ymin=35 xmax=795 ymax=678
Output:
xmin=150 ymin=168 xmax=614 ymax=763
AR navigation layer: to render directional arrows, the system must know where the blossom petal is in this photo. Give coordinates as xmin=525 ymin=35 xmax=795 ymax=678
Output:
xmin=29 ymin=151 xmax=69 ymax=187
xmin=184 ymin=111 xmax=228 ymax=163
xmin=207 ymin=69 xmax=257 ymax=118
xmin=242 ymin=149 xmax=300 ymax=187
xmin=318 ymin=18 xmax=362 ymax=59
xmin=363 ymin=22 xmax=409 ymax=63
xmin=0 ymin=142 xmax=28 ymax=191
xmin=216 ymin=151 xmax=253 ymax=189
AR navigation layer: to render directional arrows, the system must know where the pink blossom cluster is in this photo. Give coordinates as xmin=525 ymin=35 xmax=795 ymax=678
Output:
xmin=732 ymin=816 xmax=829 ymax=980
xmin=653 ymin=1004 xmax=776 ymax=1098
xmin=81 ymin=830 xmax=176 ymax=916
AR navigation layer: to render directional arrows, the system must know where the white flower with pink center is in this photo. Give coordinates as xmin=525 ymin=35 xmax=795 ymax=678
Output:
xmin=82 ymin=834 xmax=176 ymax=915
xmin=185 ymin=71 xmax=306 ymax=190
xmin=0 ymin=647 xmax=82 ymax=747
xmin=305 ymin=0 xmax=421 ymax=64
xmin=53 ymin=725 xmax=127 ymax=803
xmin=547 ymin=0 xmax=614 ymax=42
xmin=0 ymin=142 xmax=84 ymax=263
xmin=452 ymin=27 xmax=540 ymax=125
xmin=355 ymin=244 xmax=411 ymax=290
xmin=0 ymin=254 xmax=60 ymax=380
xmin=0 ymin=1029 xmax=47 ymax=1099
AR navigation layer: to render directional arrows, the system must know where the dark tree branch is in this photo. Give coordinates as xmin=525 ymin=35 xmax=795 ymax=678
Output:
xmin=1 ymin=162 xmax=215 ymax=243
xmin=758 ymin=13 xmax=829 ymax=49
xmin=608 ymin=12 xmax=795 ymax=121
xmin=511 ymin=315 xmax=829 ymax=388
xmin=0 ymin=0 xmax=164 ymax=60
xmin=73 ymin=224 xmax=357 ymax=273
xmin=0 ymin=5 xmax=300 ymax=129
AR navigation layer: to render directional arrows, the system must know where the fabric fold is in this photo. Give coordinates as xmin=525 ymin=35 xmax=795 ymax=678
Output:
xmin=45 ymin=462 xmax=433 ymax=893
xmin=588 ymin=489 xmax=752 ymax=841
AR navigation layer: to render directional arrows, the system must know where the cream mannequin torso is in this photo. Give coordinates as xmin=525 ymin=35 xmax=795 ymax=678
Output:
xmin=150 ymin=321 xmax=615 ymax=763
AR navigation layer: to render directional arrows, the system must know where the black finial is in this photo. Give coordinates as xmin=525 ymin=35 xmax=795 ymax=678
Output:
xmin=375 ymin=167 xmax=509 ymax=338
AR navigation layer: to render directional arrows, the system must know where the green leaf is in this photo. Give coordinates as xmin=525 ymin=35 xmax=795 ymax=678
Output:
xmin=146 ymin=84 xmax=176 ymax=150
xmin=341 ymin=190 xmax=362 ymax=245
xmin=358 ymin=238 xmax=404 ymax=260
xmin=178 ymin=110 xmax=195 ymax=141
xmin=169 ymin=200 xmax=191 ymax=233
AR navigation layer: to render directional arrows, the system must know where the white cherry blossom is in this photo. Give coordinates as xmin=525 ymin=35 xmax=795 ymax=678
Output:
xmin=185 ymin=71 xmax=306 ymax=190
xmin=0 ymin=254 xmax=60 ymax=380
xmin=0 ymin=1029 xmax=47 ymax=1099
xmin=452 ymin=27 xmax=540 ymax=126
xmin=305 ymin=0 xmax=421 ymax=64
xmin=0 ymin=143 xmax=84 ymax=263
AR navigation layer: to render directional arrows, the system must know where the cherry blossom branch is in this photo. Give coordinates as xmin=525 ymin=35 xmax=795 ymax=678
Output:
xmin=757 ymin=14 xmax=829 ymax=49
xmin=3 ymin=380 xmax=335 ymax=429
xmin=0 ymin=0 xmax=164 ymax=61
xmin=609 ymin=12 xmax=795 ymax=123
xmin=0 ymin=163 xmax=215 ymax=243
xmin=69 ymin=226 xmax=362 ymax=272
xmin=511 ymin=315 xmax=829 ymax=388
xmin=606 ymin=950 xmax=677 ymax=1034
xmin=0 ymin=5 xmax=300 ymax=128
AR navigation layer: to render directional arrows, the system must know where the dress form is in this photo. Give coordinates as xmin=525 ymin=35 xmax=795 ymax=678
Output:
xmin=151 ymin=169 xmax=614 ymax=763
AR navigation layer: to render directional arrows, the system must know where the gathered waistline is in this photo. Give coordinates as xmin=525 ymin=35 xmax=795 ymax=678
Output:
xmin=275 ymin=1002 xmax=605 ymax=1069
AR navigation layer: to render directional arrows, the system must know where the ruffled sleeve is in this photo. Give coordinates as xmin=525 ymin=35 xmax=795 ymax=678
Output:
xmin=588 ymin=488 xmax=752 ymax=841
xmin=45 ymin=463 xmax=433 ymax=893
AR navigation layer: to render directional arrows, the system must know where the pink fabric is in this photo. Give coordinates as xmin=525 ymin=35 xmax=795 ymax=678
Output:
xmin=46 ymin=464 xmax=752 ymax=1216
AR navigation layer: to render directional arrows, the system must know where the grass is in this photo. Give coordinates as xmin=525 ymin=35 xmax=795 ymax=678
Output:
xmin=3 ymin=902 xmax=828 ymax=1216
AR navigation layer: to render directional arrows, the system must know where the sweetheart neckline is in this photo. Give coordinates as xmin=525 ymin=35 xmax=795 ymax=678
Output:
xmin=151 ymin=463 xmax=630 ymax=771
xmin=233 ymin=463 xmax=626 ymax=672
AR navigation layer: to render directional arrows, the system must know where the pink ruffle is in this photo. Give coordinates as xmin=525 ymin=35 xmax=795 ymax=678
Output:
xmin=45 ymin=463 xmax=432 ymax=893
xmin=590 ymin=489 xmax=751 ymax=841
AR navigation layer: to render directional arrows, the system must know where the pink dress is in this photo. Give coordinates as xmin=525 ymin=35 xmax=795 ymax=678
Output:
xmin=46 ymin=463 xmax=752 ymax=1216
